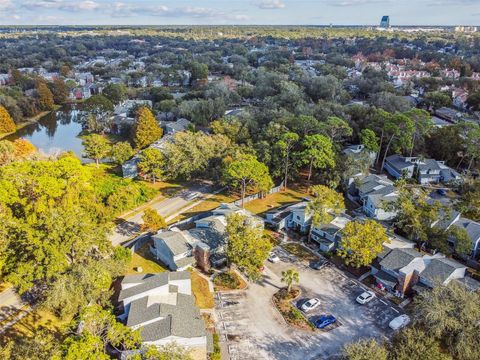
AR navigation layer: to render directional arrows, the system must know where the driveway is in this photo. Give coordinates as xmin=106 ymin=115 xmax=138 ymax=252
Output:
xmin=215 ymin=247 xmax=403 ymax=360
xmin=109 ymin=183 xmax=218 ymax=246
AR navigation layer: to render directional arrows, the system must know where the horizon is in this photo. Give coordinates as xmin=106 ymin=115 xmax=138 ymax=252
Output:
xmin=0 ymin=0 xmax=479 ymax=27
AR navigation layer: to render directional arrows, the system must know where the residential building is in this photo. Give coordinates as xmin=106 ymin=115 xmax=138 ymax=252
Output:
xmin=310 ymin=213 xmax=352 ymax=252
xmin=371 ymin=247 xmax=479 ymax=295
xmin=348 ymin=174 xmax=398 ymax=221
xmin=380 ymin=15 xmax=390 ymax=28
xmin=384 ymin=154 xmax=461 ymax=184
xmin=118 ymin=271 xmax=211 ymax=359
xmin=114 ymin=99 xmax=153 ymax=117
xmin=161 ymin=118 xmax=191 ymax=135
xmin=343 ymin=144 xmax=377 ymax=167
xmin=151 ymin=203 xmax=258 ymax=271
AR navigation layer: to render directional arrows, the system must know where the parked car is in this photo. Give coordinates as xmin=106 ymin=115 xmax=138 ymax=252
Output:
xmin=437 ymin=188 xmax=447 ymax=196
xmin=310 ymin=259 xmax=328 ymax=270
xmin=300 ymin=298 xmax=320 ymax=312
xmin=268 ymin=253 xmax=280 ymax=263
xmin=314 ymin=315 xmax=337 ymax=329
xmin=356 ymin=291 xmax=375 ymax=305
xmin=389 ymin=314 xmax=410 ymax=330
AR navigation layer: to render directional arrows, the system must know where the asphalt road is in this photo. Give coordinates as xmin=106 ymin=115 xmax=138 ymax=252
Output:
xmin=109 ymin=183 xmax=217 ymax=246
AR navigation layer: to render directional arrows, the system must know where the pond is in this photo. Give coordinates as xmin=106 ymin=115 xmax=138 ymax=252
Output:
xmin=6 ymin=105 xmax=90 ymax=162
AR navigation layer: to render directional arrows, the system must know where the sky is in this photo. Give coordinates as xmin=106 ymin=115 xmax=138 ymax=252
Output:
xmin=0 ymin=0 xmax=479 ymax=26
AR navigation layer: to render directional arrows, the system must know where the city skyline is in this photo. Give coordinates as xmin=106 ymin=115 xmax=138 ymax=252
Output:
xmin=0 ymin=0 xmax=479 ymax=26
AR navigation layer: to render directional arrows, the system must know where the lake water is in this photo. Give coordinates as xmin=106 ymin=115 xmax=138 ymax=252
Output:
xmin=7 ymin=106 xmax=89 ymax=162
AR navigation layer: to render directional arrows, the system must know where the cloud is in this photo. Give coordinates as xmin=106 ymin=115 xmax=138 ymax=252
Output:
xmin=0 ymin=0 xmax=12 ymax=9
xmin=254 ymin=0 xmax=286 ymax=9
xmin=326 ymin=0 xmax=391 ymax=6
xmin=21 ymin=0 xmax=101 ymax=11
xmin=427 ymin=0 xmax=479 ymax=5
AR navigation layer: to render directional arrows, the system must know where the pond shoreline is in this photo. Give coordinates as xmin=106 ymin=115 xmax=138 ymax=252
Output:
xmin=0 ymin=106 xmax=61 ymax=140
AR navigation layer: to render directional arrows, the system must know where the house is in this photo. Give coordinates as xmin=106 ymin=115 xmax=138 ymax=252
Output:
xmin=151 ymin=203 xmax=257 ymax=271
xmin=265 ymin=201 xmax=313 ymax=234
xmin=448 ymin=217 xmax=480 ymax=258
xmin=384 ymin=154 xmax=460 ymax=184
xmin=118 ymin=271 xmax=211 ymax=359
xmin=310 ymin=213 xmax=353 ymax=252
xmin=114 ymin=100 xmax=153 ymax=117
xmin=343 ymin=144 xmax=377 ymax=167
xmin=371 ymin=248 xmax=479 ymax=295
xmin=161 ymin=118 xmax=191 ymax=135
xmin=348 ymin=174 xmax=398 ymax=221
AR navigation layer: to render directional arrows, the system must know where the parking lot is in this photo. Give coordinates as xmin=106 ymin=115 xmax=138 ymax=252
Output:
xmin=215 ymin=245 xmax=403 ymax=360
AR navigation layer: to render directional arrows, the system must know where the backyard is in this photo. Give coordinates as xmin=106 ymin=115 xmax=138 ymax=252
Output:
xmin=126 ymin=240 xmax=166 ymax=275
xmin=244 ymin=186 xmax=309 ymax=215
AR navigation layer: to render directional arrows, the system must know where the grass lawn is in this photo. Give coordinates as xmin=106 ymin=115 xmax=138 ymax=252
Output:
xmin=244 ymin=187 xmax=309 ymax=215
xmin=1 ymin=309 xmax=69 ymax=342
xmin=169 ymin=192 xmax=236 ymax=224
xmin=126 ymin=241 xmax=166 ymax=275
xmin=191 ymin=271 xmax=215 ymax=309
xmin=213 ymin=270 xmax=247 ymax=292
xmin=282 ymin=242 xmax=318 ymax=262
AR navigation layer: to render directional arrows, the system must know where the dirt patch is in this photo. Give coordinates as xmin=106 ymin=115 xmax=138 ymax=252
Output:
xmin=272 ymin=288 xmax=314 ymax=331
xmin=213 ymin=271 xmax=247 ymax=291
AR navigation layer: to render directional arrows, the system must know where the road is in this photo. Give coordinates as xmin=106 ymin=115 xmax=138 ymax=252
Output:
xmin=0 ymin=288 xmax=25 ymax=323
xmin=109 ymin=183 xmax=218 ymax=246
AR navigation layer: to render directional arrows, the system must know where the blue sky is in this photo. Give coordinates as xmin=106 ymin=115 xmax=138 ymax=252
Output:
xmin=0 ymin=0 xmax=479 ymax=26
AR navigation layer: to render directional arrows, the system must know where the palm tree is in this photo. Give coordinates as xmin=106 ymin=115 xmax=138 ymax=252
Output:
xmin=281 ymin=268 xmax=300 ymax=293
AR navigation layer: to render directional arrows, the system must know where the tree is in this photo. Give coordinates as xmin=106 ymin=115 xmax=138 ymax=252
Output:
xmin=307 ymin=185 xmax=345 ymax=227
xmin=191 ymin=62 xmax=208 ymax=82
xmin=466 ymin=91 xmax=480 ymax=111
xmin=110 ymin=141 xmax=134 ymax=165
xmin=36 ymin=80 xmax=55 ymax=111
xmin=57 ymin=305 xmax=141 ymax=359
xmin=50 ymin=78 xmax=69 ymax=104
xmin=138 ymin=148 xmax=165 ymax=183
xmin=359 ymin=128 xmax=379 ymax=153
xmin=277 ymin=132 xmax=299 ymax=189
xmin=390 ymin=328 xmax=452 ymax=360
xmin=0 ymin=105 xmax=16 ymax=134
xmin=83 ymin=95 xmax=114 ymax=133
xmin=102 ymin=83 xmax=127 ymax=105
xmin=223 ymin=154 xmax=273 ymax=207
xmin=226 ymin=213 xmax=272 ymax=280
xmin=127 ymin=344 xmax=193 ymax=360
xmin=300 ymin=134 xmax=335 ymax=181
xmin=281 ymin=268 xmax=299 ymax=292
xmin=142 ymin=208 xmax=167 ymax=233
xmin=0 ymin=140 xmax=15 ymax=165
xmin=415 ymin=281 xmax=480 ymax=360
xmin=338 ymin=220 xmax=389 ymax=268
xmin=82 ymin=134 xmax=110 ymax=167
xmin=320 ymin=116 xmax=353 ymax=143
xmin=422 ymin=91 xmax=452 ymax=110
xmin=12 ymin=139 xmax=36 ymax=158
xmin=342 ymin=339 xmax=388 ymax=360
xmin=133 ymin=106 xmax=163 ymax=149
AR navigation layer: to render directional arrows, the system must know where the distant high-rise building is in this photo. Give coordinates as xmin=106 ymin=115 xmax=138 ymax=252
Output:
xmin=380 ymin=16 xmax=390 ymax=28
xmin=455 ymin=25 xmax=478 ymax=33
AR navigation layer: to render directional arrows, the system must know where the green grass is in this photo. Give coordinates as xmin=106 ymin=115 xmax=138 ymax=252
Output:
xmin=126 ymin=241 xmax=166 ymax=275
xmin=213 ymin=271 xmax=247 ymax=291
xmin=191 ymin=271 xmax=215 ymax=309
xmin=244 ymin=187 xmax=309 ymax=215
xmin=282 ymin=243 xmax=318 ymax=262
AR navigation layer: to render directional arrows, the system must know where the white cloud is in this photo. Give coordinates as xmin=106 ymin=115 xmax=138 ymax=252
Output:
xmin=255 ymin=0 xmax=286 ymax=9
xmin=326 ymin=0 xmax=392 ymax=6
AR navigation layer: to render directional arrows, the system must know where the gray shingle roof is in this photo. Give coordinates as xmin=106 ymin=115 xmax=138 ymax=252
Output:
xmin=119 ymin=271 xmax=190 ymax=301
xmin=380 ymin=248 xmax=422 ymax=271
xmin=453 ymin=217 xmax=480 ymax=242
xmin=386 ymin=154 xmax=415 ymax=171
xmin=152 ymin=231 xmax=192 ymax=256
xmin=420 ymin=258 xmax=465 ymax=285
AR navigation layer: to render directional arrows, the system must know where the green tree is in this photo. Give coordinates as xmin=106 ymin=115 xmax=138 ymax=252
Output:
xmin=226 ymin=213 xmax=272 ymax=280
xmin=422 ymin=91 xmax=452 ymax=110
xmin=0 ymin=140 xmax=15 ymax=165
xmin=281 ymin=268 xmax=299 ymax=293
xmin=466 ymin=91 xmax=480 ymax=111
xmin=338 ymin=220 xmax=389 ymax=268
xmin=390 ymin=328 xmax=452 ymax=360
xmin=82 ymin=134 xmax=111 ymax=167
xmin=36 ymin=80 xmax=55 ymax=111
xmin=127 ymin=344 xmax=192 ymax=360
xmin=102 ymin=83 xmax=127 ymax=105
xmin=277 ymin=132 xmax=299 ymax=189
xmin=138 ymin=148 xmax=165 ymax=183
xmin=50 ymin=78 xmax=69 ymax=104
xmin=223 ymin=154 xmax=273 ymax=207
xmin=359 ymin=128 xmax=379 ymax=152
xmin=300 ymin=134 xmax=335 ymax=181
xmin=133 ymin=106 xmax=163 ymax=149
xmin=320 ymin=116 xmax=353 ymax=143
xmin=83 ymin=95 xmax=114 ymax=133
xmin=307 ymin=185 xmax=345 ymax=227
xmin=342 ymin=339 xmax=388 ymax=360
xmin=110 ymin=141 xmax=134 ymax=165
xmin=142 ymin=208 xmax=167 ymax=233
xmin=0 ymin=105 xmax=16 ymax=134
xmin=415 ymin=281 xmax=480 ymax=360
xmin=191 ymin=62 xmax=209 ymax=81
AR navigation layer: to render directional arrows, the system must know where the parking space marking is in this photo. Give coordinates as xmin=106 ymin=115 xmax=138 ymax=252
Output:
xmin=391 ymin=306 xmax=399 ymax=313
xmin=380 ymin=299 xmax=388 ymax=305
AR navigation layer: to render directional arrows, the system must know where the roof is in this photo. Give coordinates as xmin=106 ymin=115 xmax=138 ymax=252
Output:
xmin=356 ymin=174 xmax=395 ymax=196
xmin=119 ymin=271 xmax=190 ymax=301
xmin=153 ymin=231 xmax=193 ymax=256
xmin=420 ymin=258 xmax=465 ymax=285
xmin=373 ymin=270 xmax=398 ymax=288
xmin=380 ymin=248 xmax=422 ymax=271
xmin=454 ymin=277 xmax=480 ymax=291
xmin=453 ymin=217 xmax=480 ymax=242
xmin=385 ymin=154 xmax=415 ymax=171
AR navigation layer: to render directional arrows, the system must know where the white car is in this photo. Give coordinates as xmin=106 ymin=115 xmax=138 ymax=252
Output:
xmin=300 ymin=298 xmax=321 ymax=312
xmin=356 ymin=291 xmax=376 ymax=305
xmin=389 ymin=314 xmax=410 ymax=330
xmin=268 ymin=253 xmax=280 ymax=263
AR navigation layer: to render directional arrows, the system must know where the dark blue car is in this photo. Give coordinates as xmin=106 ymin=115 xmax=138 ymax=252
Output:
xmin=314 ymin=315 xmax=337 ymax=329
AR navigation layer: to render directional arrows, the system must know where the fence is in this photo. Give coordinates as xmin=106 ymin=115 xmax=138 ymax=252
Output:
xmin=232 ymin=182 xmax=284 ymax=206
